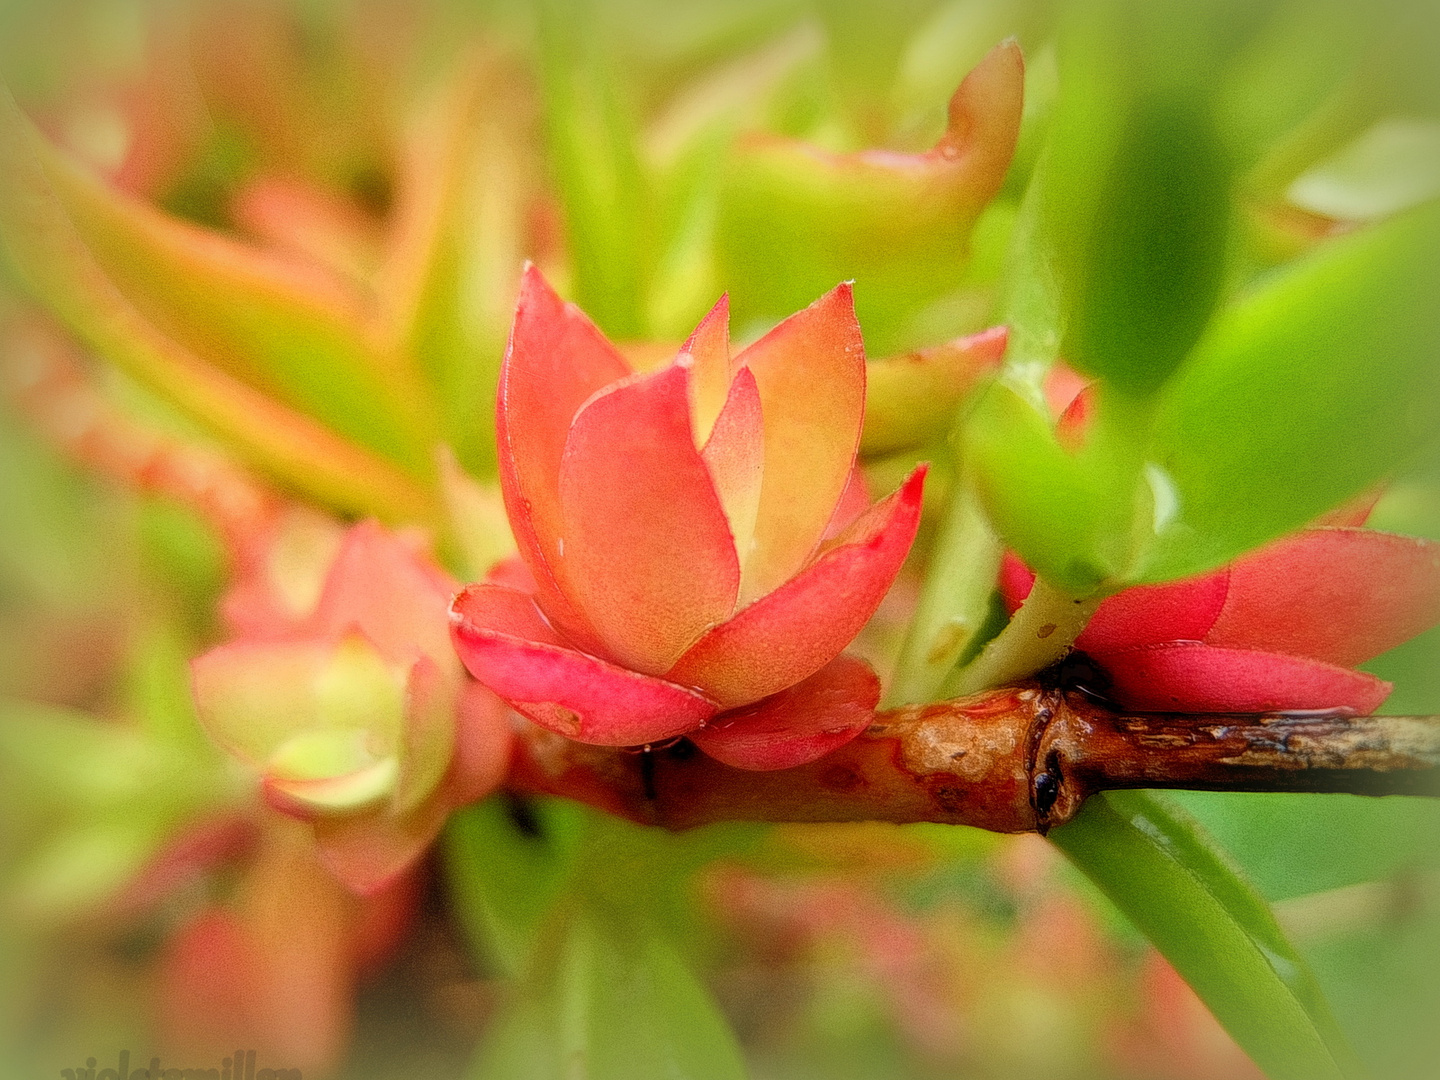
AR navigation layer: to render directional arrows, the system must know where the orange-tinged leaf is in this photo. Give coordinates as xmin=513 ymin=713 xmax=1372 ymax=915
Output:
xmin=1205 ymin=527 xmax=1440 ymax=668
xmin=449 ymin=583 xmax=719 ymax=746
xmin=860 ymin=325 xmax=1008 ymax=455
xmin=231 ymin=174 xmax=381 ymax=287
xmin=393 ymin=656 xmax=458 ymax=816
xmin=1093 ymin=642 xmax=1392 ymax=715
xmin=702 ymin=366 xmax=765 ymax=582
xmin=378 ymin=55 xmax=529 ymax=473
xmin=736 ymin=282 xmax=866 ymax=603
xmin=191 ymin=637 xmax=405 ymax=769
xmin=681 ymin=293 xmax=733 ymax=445
xmin=717 ymin=41 xmax=1024 ymax=341
xmin=311 ymin=787 xmax=455 ymax=895
xmin=450 ymin=682 xmax=516 ymax=806
xmin=669 ymin=466 xmax=925 ymax=708
xmin=497 ymin=265 xmax=630 ymax=654
xmin=690 ymin=654 xmax=878 ymax=771
xmin=18 ymin=105 xmax=440 ymax=475
xmin=559 ymin=364 xmax=740 ymax=674
xmin=306 ymin=520 xmax=457 ymax=667
xmin=0 ymin=90 xmax=435 ymax=523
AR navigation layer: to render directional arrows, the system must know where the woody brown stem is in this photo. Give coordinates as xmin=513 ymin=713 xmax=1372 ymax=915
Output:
xmin=508 ymin=686 xmax=1440 ymax=833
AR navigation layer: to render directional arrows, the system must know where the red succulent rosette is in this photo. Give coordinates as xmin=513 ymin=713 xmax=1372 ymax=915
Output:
xmin=450 ymin=267 xmax=925 ymax=769
xmin=1003 ymin=527 xmax=1440 ymax=714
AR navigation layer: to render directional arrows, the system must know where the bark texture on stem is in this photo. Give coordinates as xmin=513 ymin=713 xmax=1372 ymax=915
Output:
xmin=508 ymin=685 xmax=1440 ymax=833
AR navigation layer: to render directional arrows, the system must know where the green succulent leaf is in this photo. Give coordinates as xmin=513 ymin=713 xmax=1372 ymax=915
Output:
xmin=538 ymin=0 xmax=650 ymax=339
xmin=1044 ymin=0 xmax=1237 ymax=396
xmin=444 ymin=796 xmax=591 ymax=978
xmin=472 ymin=901 xmax=748 ymax=1080
xmin=380 ymin=59 xmax=528 ymax=477
xmin=1051 ymin=790 xmax=1358 ymax=1080
xmin=715 ymin=39 xmax=1023 ymax=354
xmin=1140 ymin=199 xmax=1440 ymax=582
xmin=962 ymin=378 xmax=1124 ymax=594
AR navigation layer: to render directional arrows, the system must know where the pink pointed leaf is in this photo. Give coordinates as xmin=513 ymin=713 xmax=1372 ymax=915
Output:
xmin=690 ymin=654 xmax=878 ymax=770
xmin=822 ymin=464 xmax=873 ymax=541
xmin=735 ymin=282 xmax=866 ymax=603
xmin=1076 ymin=570 xmax=1231 ymax=653
xmin=1093 ymin=642 xmax=1393 ymax=714
xmin=1043 ymin=362 xmax=1088 ymax=419
xmin=702 ymin=365 xmax=765 ymax=569
xmin=312 ymin=793 xmax=453 ymax=896
xmin=999 ymin=551 xmax=1036 ymax=616
xmin=1055 ymin=383 xmax=1094 ymax=452
xmin=497 ymin=264 xmax=630 ymax=652
xmin=668 ymin=466 xmax=925 ymax=708
xmin=307 ymin=521 xmax=457 ymax=665
xmin=450 ymin=584 xmax=718 ymax=745
xmin=448 ymin=681 xmax=517 ymax=806
xmin=1205 ymin=527 xmax=1440 ymax=667
xmin=931 ymin=39 xmax=1026 ymax=206
xmin=682 ymin=293 xmax=733 ymax=444
xmin=559 ymin=363 xmax=740 ymax=673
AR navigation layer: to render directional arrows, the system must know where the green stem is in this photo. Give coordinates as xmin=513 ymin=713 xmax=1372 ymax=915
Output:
xmin=884 ymin=479 xmax=1002 ymax=707
xmin=944 ymin=575 xmax=1101 ymax=696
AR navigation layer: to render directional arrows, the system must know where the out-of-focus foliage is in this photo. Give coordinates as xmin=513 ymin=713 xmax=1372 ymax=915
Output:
xmin=0 ymin=0 xmax=1437 ymax=1078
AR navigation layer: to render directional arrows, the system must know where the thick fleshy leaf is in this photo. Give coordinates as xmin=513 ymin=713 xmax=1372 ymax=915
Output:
xmin=307 ymin=521 xmax=457 ymax=666
xmin=1141 ymin=201 xmax=1440 ymax=582
xmin=690 ymin=654 xmax=878 ymax=771
xmin=1051 ymin=791 xmax=1357 ymax=1080
xmin=668 ymin=466 xmax=925 ymax=708
xmin=1076 ymin=571 xmax=1231 ymax=654
xmin=559 ymin=364 xmax=740 ymax=674
xmin=998 ymin=550 xmax=1036 ymax=615
xmin=681 ymin=293 xmax=733 ymax=445
xmin=536 ymin=0 xmax=648 ymax=337
xmin=263 ymin=752 xmax=400 ymax=818
xmin=311 ymin=789 xmax=454 ymax=896
xmin=860 ymin=326 xmax=1008 ymax=456
xmin=192 ymin=636 xmax=405 ymax=768
xmin=378 ymin=58 xmax=527 ymax=474
xmin=1044 ymin=0 xmax=1236 ymax=395
xmin=1093 ymin=642 xmax=1392 ymax=714
xmin=498 ymin=265 xmax=630 ymax=654
xmin=312 ymin=691 xmax=510 ymax=895
xmin=0 ymin=90 xmax=435 ymax=524
xmin=823 ymin=465 xmax=873 ymax=541
xmin=716 ymin=41 xmax=1023 ymax=350
xmin=18 ymin=104 xmax=440 ymax=475
xmin=701 ymin=366 xmax=764 ymax=573
xmin=1205 ymin=528 xmax=1440 ymax=668
xmin=735 ymin=283 xmax=866 ymax=603
xmin=450 ymin=584 xmax=718 ymax=746
xmin=449 ymin=682 xmax=517 ymax=807
xmin=965 ymin=380 xmax=1123 ymax=594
